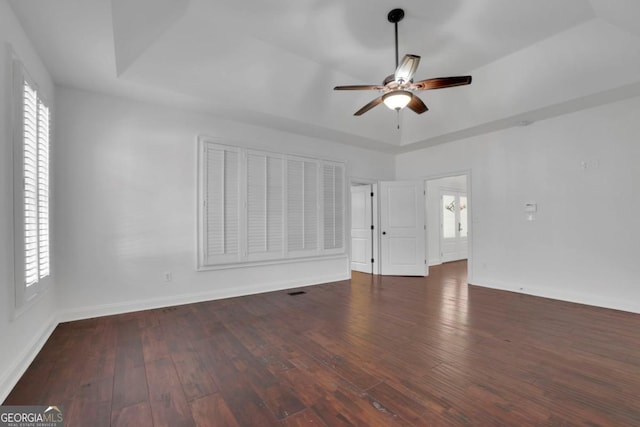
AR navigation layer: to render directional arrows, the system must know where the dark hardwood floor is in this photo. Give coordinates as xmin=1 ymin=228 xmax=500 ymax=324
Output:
xmin=5 ymin=261 xmax=640 ymax=426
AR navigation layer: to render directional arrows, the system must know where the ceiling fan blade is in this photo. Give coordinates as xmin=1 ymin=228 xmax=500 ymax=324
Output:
xmin=406 ymin=95 xmax=428 ymax=114
xmin=354 ymin=96 xmax=383 ymax=116
xmin=334 ymin=85 xmax=384 ymax=91
xmin=394 ymin=54 xmax=421 ymax=83
xmin=411 ymin=75 xmax=472 ymax=91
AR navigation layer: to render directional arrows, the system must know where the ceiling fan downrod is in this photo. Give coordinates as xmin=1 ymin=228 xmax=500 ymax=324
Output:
xmin=387 ymin=8 xmax=405 ymax=69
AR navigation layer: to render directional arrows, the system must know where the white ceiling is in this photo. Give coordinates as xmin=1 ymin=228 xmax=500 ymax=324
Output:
xmin=9 ymin=0 xmax=640 ymax=153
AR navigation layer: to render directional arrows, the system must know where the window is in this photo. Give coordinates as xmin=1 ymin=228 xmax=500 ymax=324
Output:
xmin=13 ymin=61 xmax=51 ymax=308
xmin=198 ymin=139 xmax=345 ymax=269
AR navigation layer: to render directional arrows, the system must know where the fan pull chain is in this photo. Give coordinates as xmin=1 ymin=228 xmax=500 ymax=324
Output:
xmin=397 ymin=110 xmax=401 ymax=130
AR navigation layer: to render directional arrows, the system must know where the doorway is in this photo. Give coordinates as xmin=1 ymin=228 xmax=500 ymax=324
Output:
xmin=425 ymin=174 xmax=469 ymax=266
xmin=440 ymin=190 xmax=468 ymax=262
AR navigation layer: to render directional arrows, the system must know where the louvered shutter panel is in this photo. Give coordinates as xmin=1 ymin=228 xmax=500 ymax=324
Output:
xmin=247 ymin=152 xmax=283 ymax=259
xmin=287 ymin=158 xmax=318 ymax=254
xmin=303 ymin=161 xmax=318 ymax=250
xmin=287 ymin=159 xmax=303 ymax=251
xmin=203 ymin=144 xmax=240 ymax=264
xmin=23 ymin=80 xmax=39 ymax=286
xmin=37 ymin=100 xmax=50 ymax=278
xmin=322 ymin=163 xmax=345 ymax=251
xmin=267 ymin=156 xmax=283 ymax=254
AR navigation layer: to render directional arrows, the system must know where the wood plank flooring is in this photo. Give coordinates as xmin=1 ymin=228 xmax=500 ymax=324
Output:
xmin=5 ymin=261 xmax=640 ymax=426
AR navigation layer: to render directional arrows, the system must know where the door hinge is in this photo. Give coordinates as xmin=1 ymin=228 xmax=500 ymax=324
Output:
xmin=370 ymin=225 xmax=374 ymax=230
xmin=370 ymin=192 xmax=374 ymax=197
xmin=371 ymin=258 xmax=375 ymax=263
xmin=425 ymin=259 xmax=427 ymax=264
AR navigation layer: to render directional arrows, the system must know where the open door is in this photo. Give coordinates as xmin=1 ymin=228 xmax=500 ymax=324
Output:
xmin=380 ymin=181 xmax=426 ymax=276
xmin=350 ymin=185 xmax=373 ymax=273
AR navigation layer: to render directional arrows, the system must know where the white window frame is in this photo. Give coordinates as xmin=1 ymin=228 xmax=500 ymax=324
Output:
xmin=13 ymin=59 xmax=52 ymax=310
xmin=197 ymin=138 xmax=346 ymax=270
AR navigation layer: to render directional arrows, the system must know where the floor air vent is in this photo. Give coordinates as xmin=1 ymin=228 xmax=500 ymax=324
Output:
xmin=288 ymin=291 xmax=306 ymax=296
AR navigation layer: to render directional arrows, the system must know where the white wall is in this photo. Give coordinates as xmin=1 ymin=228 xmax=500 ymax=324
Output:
xmin=0 ymin=0 xmax=57 ymax=402
xmin=53 ymin=86 xmax=395 ymax=320
xmin=397 ymin=97 xmax=640 ymax=313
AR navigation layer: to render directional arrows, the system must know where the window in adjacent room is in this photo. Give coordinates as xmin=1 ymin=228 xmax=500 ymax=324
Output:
xmin=13 ymin=60 xmax=51 ymax=309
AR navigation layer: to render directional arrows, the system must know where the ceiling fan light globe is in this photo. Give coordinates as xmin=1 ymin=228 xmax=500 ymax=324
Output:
xmin=383 ymin=91 xmax=412 ymax=110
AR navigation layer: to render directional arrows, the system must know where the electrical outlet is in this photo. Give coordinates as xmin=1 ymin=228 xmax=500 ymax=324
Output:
xmin=163 ymin=272 xmax=172 ymax=282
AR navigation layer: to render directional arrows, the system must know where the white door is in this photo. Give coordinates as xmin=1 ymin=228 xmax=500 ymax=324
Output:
xmin=380 ymin=181 xmax=426 ymax=276
xmin=350 ymin=185 xmax=373 ymax=273
xmin=440 ymin=191 xmax=468 ymax=262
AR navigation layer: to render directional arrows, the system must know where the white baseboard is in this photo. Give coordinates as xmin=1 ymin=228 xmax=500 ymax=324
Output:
xmin=0 ymin=315 xmax=58 ymax=404
xmin=470 ymin=280 xmax=640 ymax=314
xmin=58 ymin=272 xmax=350 ymax=323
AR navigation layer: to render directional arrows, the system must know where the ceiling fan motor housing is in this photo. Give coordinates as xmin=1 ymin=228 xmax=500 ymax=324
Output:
xmin=387 ymin=8 xmax=405 ymax=23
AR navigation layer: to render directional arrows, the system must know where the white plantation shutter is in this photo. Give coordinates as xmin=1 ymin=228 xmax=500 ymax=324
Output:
xmin=247 ymin=152 xmax=283 ymax=259
xmin=286 ymin=159 xmax=303 ymax=251
xmin=23 ymin=81 xmax=39 ymax=286
xmin=14 ymin=61 xmax=52 ymax=307
xmin=287 ymin=158 xmax=318 ymax=253
xmin=198 ymin=139 xmax=344 ymax=269
xmin=203 ymin=144 xmax=240 ymax=264
xmin=37 ymin=100 xmax=50 ymax=278
xmin=322 ymin=162 xmax=345 ymax=251
xmin=304 ymin=161 xmax=318 ymax=250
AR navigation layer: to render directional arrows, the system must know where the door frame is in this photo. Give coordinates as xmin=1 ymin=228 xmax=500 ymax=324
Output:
xmin=424 ymin=170 xmax=474 ymax=284
xmin=349 ymin=177 xmax=379 ymax=275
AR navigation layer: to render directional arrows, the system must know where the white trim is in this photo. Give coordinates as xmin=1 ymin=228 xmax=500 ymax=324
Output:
xmin=12 ymin=286 xmax=50 ymax=320
xmin=348 ymin=178 xmax=380 ymax=275
xmin=470 ymin=280 xmax=640 ymax=314
xmin=197 ymin=254 xmax=348 ymax=271
xmin=58 ymin=271 xmax=350 ymax=323
xmin=0 ymin=315 xmax=58 ymax=403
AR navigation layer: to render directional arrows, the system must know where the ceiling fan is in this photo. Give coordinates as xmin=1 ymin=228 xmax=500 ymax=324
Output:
xmin=334 ymin=8 xmax=472 ymax=116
